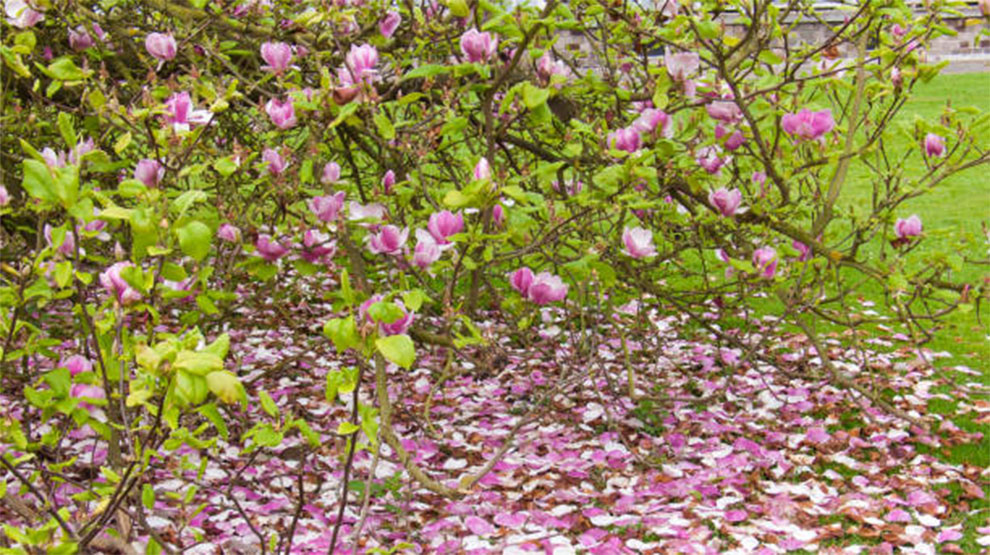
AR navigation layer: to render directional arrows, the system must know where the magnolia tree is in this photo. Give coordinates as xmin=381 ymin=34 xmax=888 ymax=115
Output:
xmin=0 ymin=0 xmax=987 ymax=551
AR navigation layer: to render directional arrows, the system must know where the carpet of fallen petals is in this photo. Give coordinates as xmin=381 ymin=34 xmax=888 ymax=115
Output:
xmin=2 ymin=275 xmax=988 ymax=554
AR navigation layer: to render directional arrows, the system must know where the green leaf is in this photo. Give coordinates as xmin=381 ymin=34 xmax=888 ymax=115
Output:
xmin=323 ymin=317 xmax=359 ymax=353
xmin=521 ymin=83 xmax=550 ymax=110
xmin=374 ymin=112 xmax=396 ymax=140
xmin=198 ymin=403 xmax=229 ymax=440
xmin=176 ymin=221 xmax=212 ymax=262
xmin=44 ymin=367 xmax=71 ymax=397
xmin=99 ymin=205 xmax=134 ymax=221
xmin=21 ymin=159 xmax=55 ymax=203
xmin=57 ymin=112 xmax=76 ymax=147
xmin=173 ymin=351 xmax=223 ymax=376
xmin=375 ymin=334 xmax=415 ymax=370
xmin=142 ymin=484 xmax=156 ymax=510
xmin=113 ymin=132 xmax=132 ymax=154
xmin=258 ymin=390 xmax=278 ymax=418
xmin=213 ymin=156 xmax=239 ymax=177
xmin=206 ymin=371 xmax=246 ymax=405
xmin=401 ymin=64 xmax=449 ymax=81
xmin=202 ymin=333 xmax=230 ymax=359
xmin=446 ymin=0 xmax=469 ymax=17
xmin=336 ymin=421 xmax=360 ymax=436
xmin=45 ymin=56 xmax=91 ymax=81
xmin=443 ymin=189 xmax=474 ymax=208
xmin=402 ymin=289 xmax=427 ymax=312
xmin=368 ymin=301 xmax=403 ymax=324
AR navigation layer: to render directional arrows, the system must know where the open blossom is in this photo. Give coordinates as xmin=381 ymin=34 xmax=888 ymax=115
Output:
xmin=708 ymin=188 xmax=742 ymax=217
xmin=527 ymin=272 xmax=569 ymax=305
xmin=724 ymin=129 xmax=746 ymax=151
xmin=69 ymin=25 xmax=94 ymax=51
xmin=367 ymin=225 xmax=408 ymax=255
xmin=460 ymin=28 xmax=497 ymax=63
xmin=706 ymin=100 xmax=741 ymax=123
xmin=359 ymin=295 xmax=414 ymax=336
xmin=301 ymin=229 xmax=336 ymax=262
xmin=71 ymin=383 xmax=106 ymax=411
xmin=260 ymin=41 xmax=293 ymax=75
xmin=536 ymin=51 xmax=568 ymax=83
xmin=609 ymin=127 xmax=641 ymax=153
xmin=100 ymin=262 xmax=142 ymax=304
xmin=923 ymin=133 xmax=945 ymax=158
xmin=510 ymin=267 xmax=534 ymax=294
xmin=339 ymin=43 xmax=378 ymax=86
xmin=0 ymin=185 xmax=9 ymax=206
xmin=322 ymin=162 xmax=341 ymax=184
xmin=265 ymin=98 xmax=296 ymax=129
xmin=793 ymin=240 xmax=811 ymax=261
xmin=145 ymin=32 xmax=177 ymax=61
xmin=255 ymin=235 xmax=288 ymax=261
xmin=44 ymin=224 xmax=76 ymax=256
xmin=134 ymin=159 xmax=164 ymax=187
xmin=752 ymin=247 xmax=778 ymax=279
xmin=379 ymin=11 xmax=401 ymax=38
xmin=217 ymin=223 xmax=241 ymax=242
xmin=381 ymin=170 xmax=396 ymax=193
xmin=309 ymin=192 xmax=346 ymax=223
xmin=894 ymin=214 xmax=922 ymax=239
xmin=412 ymin=229 xmax=441 ymax=270
xmin=427 ymin=210 xmax=464 ymax=244
xmin=781 ymin=108 xmax=834 ymax=141
xmin=696 ymin=145 xmax=729 ymax=174
xmin=665 ymin=52 xmax=699 ymax=81
xmin=164 ymin=92 xmax=212 ymax=132
xmin=349 ymin=202 xmax=387 ymax=222
xmin=5 ymin=0 xmax=44 ymax=28
xmin=262 ymin=148 xmax=288 ymax=176
xmin=474 ymin=157 xmax=491 ymax=180
xmin=63 ymin=355 xmax=93 ymax=377
xmin=622 ymin=227 xmax=657 ymax=259
xmin=632 ymin=108 xmax=671 ymax=137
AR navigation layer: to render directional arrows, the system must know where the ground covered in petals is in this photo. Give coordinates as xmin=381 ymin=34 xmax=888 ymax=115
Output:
xmin=3 ymin=278 xmax=988 ymax=554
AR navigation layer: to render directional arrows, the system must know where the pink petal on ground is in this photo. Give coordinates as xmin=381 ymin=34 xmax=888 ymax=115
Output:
xmin=907 ymin=490 xmax=936 ymax=506
xmin=494 ymin=512 xmax=527 ymax=528
xmin=937 ymin=529 xmax=963 ymax=543
xmin=885 ymin=508 xmax=912 ymax=522
xmin=805 ymin=426 xmax=831 ymax=444
xmin=464 ymin=515 xmax=494 ymax=535
xmin=725 ymin=509 xmax=748 ymax=523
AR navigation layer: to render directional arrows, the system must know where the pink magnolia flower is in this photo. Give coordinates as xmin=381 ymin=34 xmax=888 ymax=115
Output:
xmin=217 ymin=223 xmax=241 ymax=242
xmin=632 ymin=108 xmax=671 ymax=137
xmin=793 ymin=240 xmax=811 ymax=261
xmin=301 ymin=229 xmax=336 ymax=263
xmin=527 ymin=272 xmax=568 ymax=305
xmin=510 ymin=267 xmax=534 ymax=295
xmin=44 ymin=224 xmax=76 ymax=256
xmin=460 ymin=28 xmax=497 ymax=63
xmin=708 ymin=188 xmax=742 ymax=217
xmin=339 ymin=43 xmax=378 ymax=86
xmin=696 ymin=145 xmax=729 ymax=174
xmin=63 ymin=355 xmax=93 ymax=377
xmin=381 ymin=170 xmax=396 ymax=193
xmin=145 ymin=32 xmax=177 ymax=61
xmin=492 ymin=204 xmax=505 ymax=227
xmin=923 ymin=133 xmax=945 ymax=158
xmin=891 ymin=24 xmax=907 ymax=39
xmin=609 ymin=127 xmax=641 ymax=153
xmin=367 ymin=225 xmax=408 ymax=255
xmin=781 ymin=108 xmax=834 ymax=141
xmin=412 ymin=229 xmax=441 ymax=270
xmin=255 ymin=235 xmax=288 ymax=261
xmin=260 ymin=41 xmax=293 ymax=75
xmin=665 ymin=52 xmax=700 ymax=81
xmin=379 ymin=11 xmax=401 ymax=38
xmin=890 ymin=67 xmax=902 ymax=87
xmin=69 ymin=25 xmax=94 ymax=51
xmin=427 ymin=210 xmax=464 ymax=244
xmin=5 ymin=0 xmax=43 ymax=28
xmin=309 ymin=192 xmax=346 ymax=223
xmin=0 ymin=185 xmax=9 ymax=206
xmin=474 ymin=157 xmax=491 ymax=180
xmin=426 ymin=210 xmax=464 ymax=245
xmin=134 ymin=159 xmax=164 ymax=187
xmin=164 ymin=92 xmax=212 ymax=132
xmin=262 ymin=148 xmax=288 ymax=176
xmin=67 ymin=138 xmax=95 ymax=165
xmin=622 ymin=227 xmax=656 ymax=259
xmin=724 ymin=130 xmax=746 ymax=151
xmin=359 ymin=295 xmax=414 ymax=336
xmin=706 ymin=100 xmax=741 ymax=123
xmin=265 ymin=98 xmax=296 ymax=129
xmin=100 ymin=262 xmax=142 ymax=304
xmin=894 ymin=214 xmax=922 ymax=239
xmin=71 ymin=383 xmax=105 ymax=410
xmin=322 ymin=162 xmax=341 ymax=184
xmin=536 ymin=51 xmax=568 ymax=83
xmin=349 ymin=202 xmax=387 ymax=222
xmin=752 ymin=247 xmax=778 ymax=279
